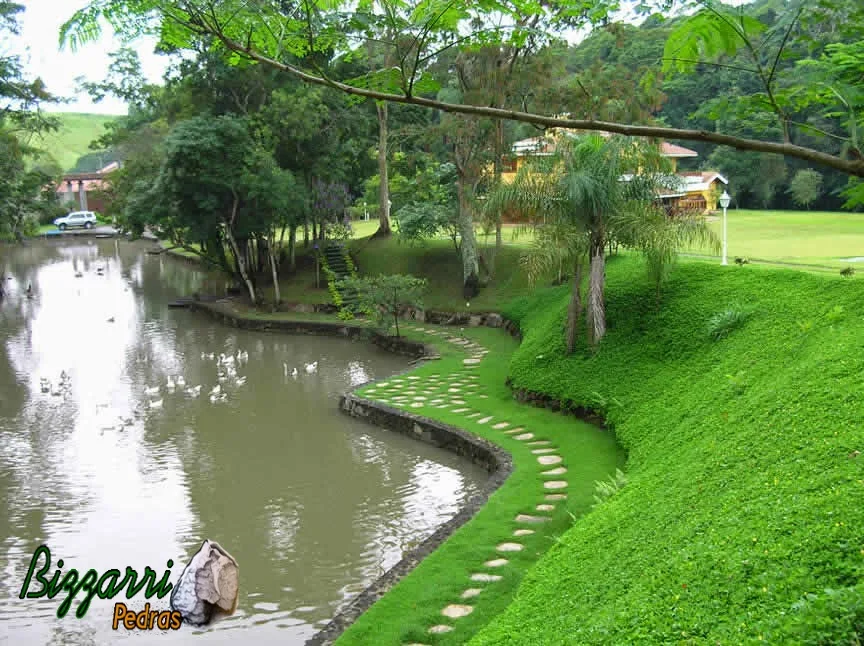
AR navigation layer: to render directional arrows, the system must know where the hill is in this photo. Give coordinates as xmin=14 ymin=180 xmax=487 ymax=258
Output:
xmin=33 ymin=112 xmax=121 ymax=172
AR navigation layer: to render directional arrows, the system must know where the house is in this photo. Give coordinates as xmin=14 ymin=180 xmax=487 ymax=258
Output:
xmin=498 ymin=129 xmax=728 ymax=213
xmin=55 ymin=161 xmax=121 ymax=214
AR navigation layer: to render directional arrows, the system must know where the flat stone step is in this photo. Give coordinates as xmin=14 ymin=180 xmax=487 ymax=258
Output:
xmin=538 ymin=455 xmax=563 ymax=465
xmin=543 ymin=467 xmax=568 ymax=475
xmin=441 ymin=604 xmax=473 ymax=618
xmin=428 ymin=625 xmax=454 ymax=633
xmin=545 ymin=494 xmax=567 ymax=501
xmin=484 ymin=558 xmax=509 ymax=567
xmin=513 ymin=529 xmax=535 ymax=537
xmin=514 ymin=433 xmax=535 ymax=441
xmin=536 ymin=504 xmax=555 ymax=511
xmin=544 ymin=480 xmax=568 ymax=490
xmin=461 ymin=588 xmax=483 ymax=599
xmin=470 ymin=573 xmax=502 ymax=582
xmin=532 ymin=448 xmax=557 ymax=454
xmin=496 ymin=542 xmax=524 ymax=552
xmin=503 ymin=427 xmax=525 ymax=435
xmin=477 ymin=416 xmax=493 ymax=424
xmin=515 ymin=514 xmax=550 ymax=523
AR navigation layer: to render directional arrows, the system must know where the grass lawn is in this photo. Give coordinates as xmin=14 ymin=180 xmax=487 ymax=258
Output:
xmin=462 ymin=255 xmax=864 ymax=644
xmin=332 ymin=325 xmax=622 ymax=645
xmin=687 ymin=209 xmax=864 ymax=268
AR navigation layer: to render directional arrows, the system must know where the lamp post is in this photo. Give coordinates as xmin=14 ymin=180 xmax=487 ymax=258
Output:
xmin=719 ymin=190 xmax=731 ymax=266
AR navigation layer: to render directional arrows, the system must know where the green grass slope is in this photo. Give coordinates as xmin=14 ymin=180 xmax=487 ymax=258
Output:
xmin=34 ymin=112 xmax=120 ymax=171
xmin=469 ymin=257 xmax=864 ymax=644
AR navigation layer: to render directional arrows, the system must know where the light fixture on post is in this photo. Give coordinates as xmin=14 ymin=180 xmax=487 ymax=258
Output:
xmin=719 ymin=190 xmax=731 ymax=266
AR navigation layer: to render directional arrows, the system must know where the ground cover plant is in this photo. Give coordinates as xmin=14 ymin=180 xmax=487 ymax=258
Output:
xmin=465 ymin=255 xmax=864 ymax=644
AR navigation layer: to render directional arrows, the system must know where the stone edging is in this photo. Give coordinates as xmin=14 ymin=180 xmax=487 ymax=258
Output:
xmin=186 ymin=301 xmax=438 ymax=360
xmin=306 ymin=395 xmax=513 ymax=646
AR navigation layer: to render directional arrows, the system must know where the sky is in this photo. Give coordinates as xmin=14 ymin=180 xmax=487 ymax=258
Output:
xmin=11 ymin=0 xmax=169 ymax=115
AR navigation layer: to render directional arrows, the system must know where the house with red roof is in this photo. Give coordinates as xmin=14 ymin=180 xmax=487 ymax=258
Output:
xmin=498 ymin=129 xmax=728 ymax=214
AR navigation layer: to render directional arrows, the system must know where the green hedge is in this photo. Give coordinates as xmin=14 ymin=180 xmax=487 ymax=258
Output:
xmin=469 ymin=256 xmax=864 ymax=644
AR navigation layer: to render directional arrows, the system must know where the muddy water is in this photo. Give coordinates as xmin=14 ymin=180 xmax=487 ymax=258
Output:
xmin=0 ymin=240 xmax=486 ymax=645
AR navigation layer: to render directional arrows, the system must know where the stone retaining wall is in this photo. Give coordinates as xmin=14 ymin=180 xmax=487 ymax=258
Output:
xmin=187 ymin=302 xmax=435 ymax=359
xmin=306 ymin=395 xmax=513 ymax=646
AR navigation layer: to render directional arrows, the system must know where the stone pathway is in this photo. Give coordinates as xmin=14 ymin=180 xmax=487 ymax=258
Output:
xmin=359 ymin=325 xmax=572 ymax=645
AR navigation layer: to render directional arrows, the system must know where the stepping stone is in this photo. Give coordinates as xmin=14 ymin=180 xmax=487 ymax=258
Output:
xmin=378 ymin=382 xmax=389 ymax=387
xmin=492 ymin=422 xmax=509 ymax=429
xmin=407 ymin=376 xmax=420 ymax=380
xmin=429 ymin=399 xmax=443 ymax=404
xmin=392 ymin=379 xmax=405 ymax=383
xmin=543 ymin=467 xmax=568 ymax=476
xmin=538 ymin=455 xmax=563 ymax=465
xmin=532 ymin=448 xmax=557 ymax=454
xmin=545 ymin=494 xmax=567 ymax=501
xmin=452 ymin=408 xmax=469 ymax=413
xmin=470 ymin=573 xmax=502 ymax=582
xmin=410 ymin=402 xmax=424 ymax=408
xmin=515 ymin=514 xmax=550 ymax=524
xmin=514 ymin=433 xmax=534 ymax=441
xmin=478 ymin=395 xmax=488 ymax=398
xmin=448 ymin=388 xmax=461 ymax=393
xmin=527 ymin=440 xmax=551 ymax=446
xmin=503 ymin=427 xmax=525 ymax=435
xmin=467 ymin=413 xmax=482 ymax=418
xmin=496 ymin=542 xmax=524 ymax=552
xmin=428 ymin=625 xmax=453 ymax=634
xmin=544 ymin=480 xmax=568 ymax=490
xmin=477 ymin=416 xmax=493 ymax=424
xmin=441 ymin=604 xmax=473 ymax=618
xmin=461 ymin=588 xmax=482 ymax=599
xmin=513 ymin=529 xmax=535 ymax=537
xmin=413 ymin=396 xmax=427 ymax=400
xmin=451 ymin=399 xmax=466 ymax=405
xmin=463 ymin=358 xmax=481 ymax=365
xmin=484 ymin=558 xmax=508 ymax=568
xmin=536 ymin=504 xmax=555 ymax=512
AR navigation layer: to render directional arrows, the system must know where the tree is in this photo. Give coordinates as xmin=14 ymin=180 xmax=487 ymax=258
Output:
xmin=59 ymin=0 xmax=864 ymax=180
xmin=486 ymin=134 xmax=716 ymax=350
xmin=336 ymin=274 xmax=427 ymax=338
xmin=788 ymin=169 xmax=823 ymax=209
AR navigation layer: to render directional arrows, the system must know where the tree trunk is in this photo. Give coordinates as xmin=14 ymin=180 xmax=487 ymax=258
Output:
xmin=490 ymin=117 xmax=504 ymax=276
xmin=303 ymin=222 xmax=309 ymax=247
xmin=456 ymin=175 xmax=480 ymax=299
xmin=269 ymin=240 xmax=281 ymax=307
xmin=224 ymin=227 xmax=257 ymax=304
xmin=288 ymin=226 xmax=297 ymax=272
xmin=566 ymin=256 xmax=584 ymax=354
xmin=586 ymin=238 xmax=606 ymax=347
xmin=373 ymin=100 xmax=392 ymax=237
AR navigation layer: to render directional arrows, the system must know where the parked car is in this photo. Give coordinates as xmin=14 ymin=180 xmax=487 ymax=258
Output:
xmin=54 ymin=211 xmax=98 ymax=230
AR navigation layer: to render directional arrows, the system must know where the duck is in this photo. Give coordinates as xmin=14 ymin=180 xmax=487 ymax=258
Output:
xmin=107 ymin=317 xmax=115 ymax=323
xmin=237 ymin=350 xmax=249 ymax=362
xmin=176 ymin=376 xmax=186 ymax=387
xmin=149 ymin=399 xmax=163 ymax=409
xmin=291 ymin=367 xmax=298 ymax=378
xmin=145 ymin=386 xmax=160 ymax=396
xmin=119 ymin=416 xmax=134 ymax=426
xmin=210 ymin=384 xmax=221 ymax=396
xmin=305 ymin=361 xmax=318 ymax=374
xmin=40 ymin=378 xmax=51 ymax=393
xmin=186 ymin=385 xmax=202 ymax=397
xmin=166 ymin=377 xmax=176 ymax=391
xmin=217 ymin=372 xmax=228 ymax=383
xmin=75 ymin=272 xmax=83 ymax=278
xmin=235 ymin=376 xmax=247 ymax=386
xmin=209 ymin=392 xmax=227 ymax=403
xmin=283 ymin=362 xmax=289 ymax=376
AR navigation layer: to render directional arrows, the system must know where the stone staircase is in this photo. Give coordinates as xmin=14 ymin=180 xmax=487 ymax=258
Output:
xmin=322 ymin=243 xmax=359 ymax=311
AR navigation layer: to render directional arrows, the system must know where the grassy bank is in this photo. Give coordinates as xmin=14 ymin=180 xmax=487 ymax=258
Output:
xmin=33 ymin=112 xmax=120 ymax=171
xmin=464 ymin=256 xmax=864 ymax=644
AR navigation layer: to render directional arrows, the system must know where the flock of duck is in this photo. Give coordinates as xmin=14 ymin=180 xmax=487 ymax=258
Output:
xmin=39 ymin=371 xmax=72 ymax=398
xmin=144 ymin=350 xmax=251 ymax=407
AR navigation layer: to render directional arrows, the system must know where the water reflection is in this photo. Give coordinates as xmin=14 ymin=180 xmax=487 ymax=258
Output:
xmin=0 ymin=240 xmax=486 ymax=645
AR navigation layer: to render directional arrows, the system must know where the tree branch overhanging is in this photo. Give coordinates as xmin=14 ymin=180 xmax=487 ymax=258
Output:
xmin=176 ymin=13 xmax=864 ymax=178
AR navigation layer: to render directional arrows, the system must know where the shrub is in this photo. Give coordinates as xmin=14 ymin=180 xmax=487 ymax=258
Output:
xmin=706 ymin=305 xmax=752 ymax=340
xmin=336 ymin=274 xmax=427 ymax=337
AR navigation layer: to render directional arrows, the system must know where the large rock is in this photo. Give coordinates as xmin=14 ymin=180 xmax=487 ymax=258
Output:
xmin=170 ymin=540 xmax=240 ymax=626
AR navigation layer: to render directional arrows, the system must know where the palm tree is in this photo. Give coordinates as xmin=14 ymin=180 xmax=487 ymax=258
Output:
xmin=486 ymin=133 xmax=718 ymax=351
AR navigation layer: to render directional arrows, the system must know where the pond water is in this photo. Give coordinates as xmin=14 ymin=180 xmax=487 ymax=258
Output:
xmin=0 ymin=240 xmax=487 ymax=645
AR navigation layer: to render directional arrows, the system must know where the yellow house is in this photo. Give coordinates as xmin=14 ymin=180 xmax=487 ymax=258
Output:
xmin=497 ymin=131 xmax=728 ymax=214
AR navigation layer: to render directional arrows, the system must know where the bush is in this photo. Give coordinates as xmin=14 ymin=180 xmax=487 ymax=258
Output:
xmin=706 ymin=305 xmax=752 ymax=340
xmin=336 ymin=274 xmax=427 ymax=337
